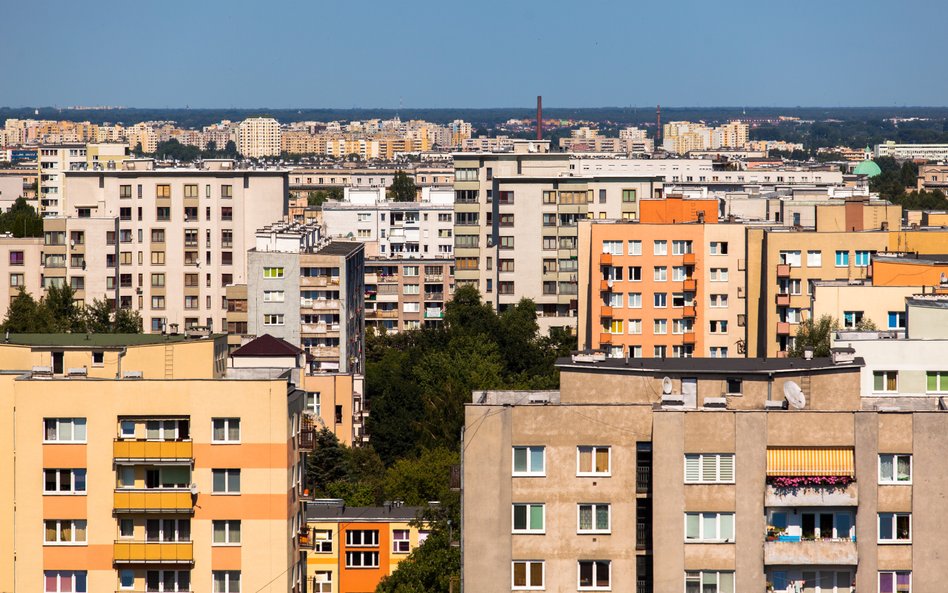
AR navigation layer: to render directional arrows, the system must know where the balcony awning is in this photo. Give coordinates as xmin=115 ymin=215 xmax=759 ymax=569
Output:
xmin=766 ymin=447 xmax=854 ymax=477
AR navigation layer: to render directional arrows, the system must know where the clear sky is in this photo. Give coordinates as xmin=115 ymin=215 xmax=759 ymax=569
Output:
xmin=2 ymin=0 xmax=944 ymax=108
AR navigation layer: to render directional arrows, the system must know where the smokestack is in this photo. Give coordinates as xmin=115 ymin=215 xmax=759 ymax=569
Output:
xmin=656 ymin=104 xmax=662 ymax=144
xmin=537 ymin=95 xmax=543 ymax=141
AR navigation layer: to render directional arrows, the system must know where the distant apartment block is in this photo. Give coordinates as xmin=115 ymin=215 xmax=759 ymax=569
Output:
xmin=875 ymin=140 xmax=948 ymax=161
xmin=365 ymin=257 xmax=454 ymax=332
xmin=236 ymin=117 xmax=281 ymax=158
xmin=0 ymin=236 xmax=45 ymax=316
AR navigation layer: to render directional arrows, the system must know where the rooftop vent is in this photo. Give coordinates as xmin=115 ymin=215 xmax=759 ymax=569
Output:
xmin=571 ymin=352 xmax=606 ymax=363
xmin=703 ymin=397 xmax=727 ymax=409
xmin=122 ymin=371 xmax=143 ymax=380
xmin=764 ymin=400 xmax=786 ymax=411
xmin=66 ymin=368 xmax=87 ymax=378
xmin=31 ymin=366 xmax=52 ymax=378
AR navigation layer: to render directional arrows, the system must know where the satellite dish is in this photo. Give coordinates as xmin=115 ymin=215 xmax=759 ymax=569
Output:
xmin=784 ymin=381 xmax=806 ymax=409
xmin=662 ymin=376 xmax=673 ymax=395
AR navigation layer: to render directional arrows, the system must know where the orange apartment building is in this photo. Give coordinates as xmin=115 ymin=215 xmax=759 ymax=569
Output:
xmin=578 ymin=198 xmax=745 ymax=358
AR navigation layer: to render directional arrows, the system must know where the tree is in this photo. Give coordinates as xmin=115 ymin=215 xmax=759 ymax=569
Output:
xmin=789 ymin=315 xmax=839 ymax=358
xmin=383 ymin=448 xmax=459 ymax=506
xmin=375 ymin=524 xmax=459 ymax=593
xmin=1 ymin=288 xmax=50 ymax=332
xmin=387 ymin=170 xmax=417 ymax=202
xmin=43 ymin=284 xmax=83 ymax=333
xmin=0 ymin=197 xmax=43 ymax=237
xmin=306 ymin=187 xmax=344 ymax=207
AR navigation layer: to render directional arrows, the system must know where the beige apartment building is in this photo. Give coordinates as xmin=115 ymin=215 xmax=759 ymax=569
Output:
xmin=1 ymin=235 xmax=43 ymax=315
xmin=453 ymin=142 xmax=664 ymax=334
xmin=42 ymin=159 xmax=287 ymax=333
xmin=0 ymin=333 xmax=312 ymax=593
xmin=236 ymin=117 xmax=281 ymax=158
xmin=365 ymin=257 xmax=455 ymax=332
xmin=463 ymin=350 xmax=948 ymax=593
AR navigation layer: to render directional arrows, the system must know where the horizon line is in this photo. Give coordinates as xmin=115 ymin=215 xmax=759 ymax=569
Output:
xmin=4 ymin=105 xmax=948 ymax=111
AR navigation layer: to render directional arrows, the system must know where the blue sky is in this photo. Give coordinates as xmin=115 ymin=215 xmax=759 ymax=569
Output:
xmin=2 ymin=0 xmax=944 ymax=108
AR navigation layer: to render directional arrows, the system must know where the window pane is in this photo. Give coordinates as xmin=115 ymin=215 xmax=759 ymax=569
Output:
xmin=896 ymin=515 xmax=910 ymax=539
xmin=579 ymin=562 xmax=593 ymax=586
xmin=596 ymin=506 xmax=609 ymax=530
xmin=214 ymin=521 xmax=226 ymax=543
xmin=530 ymin=448 xmax=544 ymax=473
xmin=213 ymin=470 xmax=225 ymax=492
xmin=719 ymin=572 xmax=734 ymax=593
xmin=686 ymin=514 xmax=700 ymax=539
xmin=595 ymin=448 xmax=609 ymax=473
xmin=702 ymin=514 xmax=716 ymax=539
xmin=227 ymin=470 xmax=240 ymax=492
xmin=594 ymin=561 xmax=609 ymax=586
xmin=701 ymin=455 xmax=717 ymax=481
xmin=879 ymin=514 xmax=893 ymax=540
xmin=579 ymin=506 xmax=592 ymax=530
xmin=513 ymin=505 xmax=526 ymax=530
xmin=897 ymin=456 xmax=911 ymax=481
xmin=230 ymin=520 xmax=241 ymax=542
xmin=836 ymin=513 xmax=851 ymax=540
xmin=513 ymin=562 xmax=526 ymax=587
xmin=879 ymin=573 xmax=893 ymax=593
xmin=530 ymin=562 xmax=543 ymax=587
xmin=213 ymin=420 xmax=225 ymax=441
xmin=880 ymin=455 xmax=893 ymax=480
xmin=578 ymin=448 xmax=591 ymax=473
xmin=720 ymin=514 xmax=734 ymax=541
xmin=513 ymin=448 xmax=527 ymax=473
xmin=529 ymin=505 xmax=543 ymax=530
xmin=228 ymin=421 xmax=240 ymax=441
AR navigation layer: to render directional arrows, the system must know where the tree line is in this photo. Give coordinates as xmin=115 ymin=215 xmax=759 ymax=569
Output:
xmin=1 ymin=285 xmax=142 ymax=333
xmin=0 ymin=197 xmax=43 ymax=237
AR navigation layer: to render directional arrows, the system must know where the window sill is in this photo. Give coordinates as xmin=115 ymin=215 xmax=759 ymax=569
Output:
xmin=43 ymin=542 xmax=88 ymax=547
xmin=512 ymin=531 xmax=546 ymax=536
xmin=578 ymin=531 xmax=611 ymax=536
xmin=576 ymin=473 xmax=612 ymax=478
xmin=42 ymin=441 xmax=88 ymax=445
xmin=43 ymin=492 xmax=87 ymax=496
xmin=512 ymin=474 xmax=546 ymax=478
xmin=212 ymin=543 xmax=242 ymax=547
xmin=211 ymin=441 xmax=242 ymax=445
xmin=878 ymin=481 xmax=912 ymax=485
xmin=211 ymin=492 xmax=242 ymax=496
xmin=878 ymin=540 xmax=912 ymax=545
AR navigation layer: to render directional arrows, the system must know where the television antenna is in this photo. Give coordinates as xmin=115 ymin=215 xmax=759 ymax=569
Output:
xmin=783 ymin=381 xmax=806 ymax=409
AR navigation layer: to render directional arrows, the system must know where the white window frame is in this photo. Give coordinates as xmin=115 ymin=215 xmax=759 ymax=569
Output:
xmin=878 ymin=513 xmax=912 ymax=543
xmin=346 ymin=529 xmax=380 ymax=547
xmin=653 ymin=240 xmax=667 ymax=255
xmin=926 ymin=371 xmax=948 ymax=393
xmin=262 ymin=290 xmax=285 ymax=302
xmin=512 ymin=560 xmax=545 ymax=590
xmin=878 ymin=571 xmax=911 ymax=593
xmin=684 ymin=453 xmax=735 ymax=484
xmin=345 ymin=551 xmax=380 ymax=569
xmin=313 ymin=529 xmax=333 ymax=553
xmin=577 ymin=503 xmax=611 ymax=534
xmin=654 ymin=266 xmax=668 ymax=282
xmin=263 ymin=314 xmax=284 ymax=326
xmin=684 ymin=571 xmax=734 ymax=593
xmin=212 ymin=570 xmax=241 ymax=593
xmin=512 ymin=503 xmax=545 ymax=534
xmin=512 ymin=446 xmax=545 ymax=477
xmin=684 ymin=512 xmax=735 ymax=543
xmin=43 ymin=418 xmax=87 ymax=443
xmin=44 ymin=519 xmax=87 ymax=545
xmin=577 ymin=560 xmax=611 ymax=591
xmin=212 ymin=520 xmax=241 ymax=546
xmin=44 ymin=571 xmax=88 ymax=593
xmin=878 ymin=454 xmax=912 ymax=484
xmin=627 ymin=240 xmax=642 ymax=256
xmin=628 ymin=293 xmax=642 ymax=308
xmin=392 ymin=529 xmax=411 ymax=553
xmin=211 ymin=418 xmax=241 ymax=444
xmin=807 ymin=250 xmax=822 ymax=267
xmin=262 ymin=267 xmax=284 ymax=279
xmin=212 ymin=469 xmax=241 ymax=494
xmin=873 ymin=370 xmax=899 ymax=393
xmin=576 ymin=445 xmax=611 ymax=477
xmin=628 ymin=319 xmax=642 ymax=335
xmin=118 ymin=569 xmax=135 ymax=590
xmin=43 ymin=469 xmax=87 ymax=495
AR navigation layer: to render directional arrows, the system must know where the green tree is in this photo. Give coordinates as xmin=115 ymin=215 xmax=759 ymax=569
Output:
xmin=79 ymin=299 xmax=142 ymax=333
xmin=0 ymin=197 xmax=43 ymax=237
xmin=387 ymin=170 xmax=417 ymax=202
xmin=306 ymin=187 xmax=344 ymax=207
xmin=790 ymin=315 xmax=839 ymax=358
xmin=375 ymin=526 xmax=460 ymax=593
xmin=1 ymin=288 xmax=50 ymax=332
xmin=43 ymin=284 xmax=83 ymax=333
xmin=383 ymin=448 xmax=459 ymax=506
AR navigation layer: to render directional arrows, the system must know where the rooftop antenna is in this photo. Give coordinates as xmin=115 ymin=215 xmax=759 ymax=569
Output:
xmin=536 ymin=95 xmax=543 ymax=141
xmin=661 ymin=376 xmax=673 ymax=395
xmin=783 ymin=381 xmax=806 ymax=409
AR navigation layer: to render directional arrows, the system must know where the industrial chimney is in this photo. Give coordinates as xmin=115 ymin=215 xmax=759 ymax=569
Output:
xmin=536 ymin=95 xmax=543 ymax=140
xmin=656 ymin=104 xmax=662 ymax=145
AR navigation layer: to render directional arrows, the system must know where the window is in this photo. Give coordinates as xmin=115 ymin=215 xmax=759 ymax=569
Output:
xmin=119 ymin=518 xmax=133 ymax=538
xmin=184 ymin=295 xmax=199 ymax=310
xmin=628 ymin=240 xmax=642 ymax=255
xmin=807 ymin=250 xmax=822 ymax=267
xmin=654 ymin=319 xmax=667 ymax=335
xmin=672 ymin=266 xmax=687 ymax=281
xmin=213 ymin=520 xmax=241 ymax=545
xmin=628 ymin=319 xmax=642 ymax=334
xmin=879 ymin=454 xmax=912 ymax=484
xmin=156 ymin=184 xmax=171 ymax=198
xmin=512 ymin=503 xmax=545 ymax=533
xmin=778 ymin=250 xmax=801 ymax=267
xmin=221 ymin=207 xmax=233 ymax=221
xmin=578 ymin=560 xmax=610 ymax=591
xmin=622 ymin=189 xmax=637 ymax=202
xmin=313 ymin=529 xmax=333 ymax=553
xmin=602 ymin=240 xmax=623 ymax=256
xmin=672 ymin=240 xmax=693 ymax=255
xmin=577 ymin=446 xmax=610 ymax=476
xmin=888 ymin=311 xmax=906 ymax=330
xmin=212 ymin=469 xmax=240 ymax=494
xmin=151 ymin=273 xmax=165 ymax=287
xmin=709 ymin=320 xmax=728 ymax=334
xmin=710 ymin=268 xmax=728 ymax=281
xmin=513 ymin=446 xmax=545 ymax=476
xmin=684 ymin=454 xmax=735 ymax=483
xmin=44 ymin=418 xmax=87 ymax=443
xmin=608 ymin=320 xmax=623 ymax=334
xmin=9 ymin=250 xmax=24 ymax=266
xmin=263 ymin=314 xmax=284 ymax=326
xmin=263 ymin=267 xmax=284 ymax=279
xmin=710 ymin=294 xmax=728 ymax=308
xmin=653 ymin=240 xmax=667 ymax=255
xmin=577 ymin=503 xmax=610 ymax=534
xmin=855 ymin=250 xmax=872 ymax=267
xmin=710 ymin=347 xmax=729 ymax=358
xmin=392 ymin=529 xmax=410 ymax=553
xmin=628 ymin=266 xmax=642 ymax=281
xmin=684 ymin=571 xmax=734 ymax=593
xmin=345 ymin=551 xmax=380 ymax=568
xmin=120 ymin=184 xmax=132 ymax=199
xmin=500 ymin=236 xmax=514 ymax=249
xmin=654 ymin=266 xmax=667 ymax=281
xmin=512 ymin=561 xmax=544 ymax=590
xmin=878 ymin=513 xmax=911 ymax=543
xmin=44 ymin=571 xmax=87 ymax=592
xmin=685 ymin=513 xmax=734 ymax=542
xmin=709 ymin=241 xmax=728 ymax=255
xmin=873 ymin=371 xmax=898 ymax=393
xmin=628 ymin=293 xmax=642 ymax=308
xmin=44 ymin=469 xmax=87 ymax=494
xmin=346 ymin=530 xmax=379 ymax=546
xmin=118 ymin=569 xmax=134 ymax=590
xmin=212 ymin=418 xmax=240 ymax=443
xmin=156 ymin=206 xmax=171 ymax=221
xmin=842 ymin=311 xmax=864 ymax=329
xmin=263 ymin=290 xmax=284 ymax=302
xmin=10 ymin=273 xmax=24 ymax=286
xmin=151 ymin=296 xmax=166 ymax=310
xmin=835 ymin=250 xmax=849 ymax=267
xmin=44 ymin=520 xmax=87 ymax=544
xmin=606 ymin=293 xmax=623 ymax=308
xmin=725 ymin=378 xmax=742 ymax=395
xmin=654 ymin=293 xmax=667 ymax=308
xmin=221 ymin=184 xmax=233 ymax=198
xmin=213 ymin=571 xmax=240 ymax=593
xmin=878 ymin=571 xmax=911 ymax=593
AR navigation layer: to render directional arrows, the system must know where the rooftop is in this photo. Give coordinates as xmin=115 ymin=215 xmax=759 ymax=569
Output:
xmin=308 ymin=240 xmax=363 ymax=257
xmin=305 ymin=501 xmax=424 ymax=522
xmin=557 ymin=355 xmax=864 ymax=375
xmin=2 ymin=332 xmax=223 ymax=348
xmin=230 ymin=334 xmax=303 ymax=358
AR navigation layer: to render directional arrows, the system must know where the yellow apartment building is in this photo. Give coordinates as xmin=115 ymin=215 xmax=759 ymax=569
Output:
xmin=0 ymin=333 xmax=314 ymax=593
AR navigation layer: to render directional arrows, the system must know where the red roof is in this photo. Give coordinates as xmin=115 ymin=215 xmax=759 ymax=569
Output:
xmin=230 ymin=334 xmax=304 ymax=358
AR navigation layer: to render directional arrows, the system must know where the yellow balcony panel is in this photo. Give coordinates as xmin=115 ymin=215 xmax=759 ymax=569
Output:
xmin=113 ymin=439 xmax=193 ymax=461
xmin=113 ymin=490 xmax=194 ymax=514
xmin=113 ymin=541 xmax=194 ymax=564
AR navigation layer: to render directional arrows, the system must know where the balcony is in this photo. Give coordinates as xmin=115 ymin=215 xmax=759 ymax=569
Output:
xmin=776 ymin=264 xmax=791 ymax=278
xmin=425 ymin=308 xmax=444 ymax=319
xmin=682 ymin=253 xmax=696 ymax=265
xmin=683 ymin=331 xmax=696 ymax=345
xmin=600 ymin=306 xmax=613 ymax=318
xmin=777 ymin=322 xmax=791 ymax=335
xmin=113 ymin=440 xmax=193 ymax=462
xmin=308 ymin=347 xmax=340 ymax=359
xmin=636 ymin=465 xmax=651 ymax=494
xmin=113 ymin=490 xmax=194 ymax=514
xmin=599 ymin=279 xmax=612 ymax=292
xmin=377 ymin=274 xmax=399 ymax=283
xmin=683 ymin=279 xmax=697 ymax=292
xmin=365 ymin=273 xmax=379 ymax=284
xmin=301 ymin=276 xmax=330 ymax=287
xmin=310 ymin=299 xmax=341 ymax=310
xmin=113 ymin=541 xmax=194 ymax=565
xmin=600 ymin=253 xmax=613 ymax=266
xmin=599 ymin=332 xmax=613 ymax=345
xmin=776 ymin=293 xmax=791 ymax=306
xmin=763 ymin=539 xmax=857 ymax=566
xmin=682 ymin=306 xmax=697 ymax=318
xmin=765 ymin=483 xmax=858 ymax=507
xmin=425 ymin=274 xmax=444 ymax=282
xmin=425 ymin=292 xmax=445 ymax=301
xmin=369 ymin=310 xmax=399 ymax=319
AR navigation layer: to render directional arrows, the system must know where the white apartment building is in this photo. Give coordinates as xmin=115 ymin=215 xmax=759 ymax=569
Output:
xmin=875 ymin=141 xmax=948 ymax=161
xmin=236 ymin=117 xmax=281 ymax=158
xmin=43 ymin=159 xmax=287 ymax=332
xmin=37 ymin=144 xmax=87 ymax=216
xmin=321 ymin=188 xmax=455 ymax=258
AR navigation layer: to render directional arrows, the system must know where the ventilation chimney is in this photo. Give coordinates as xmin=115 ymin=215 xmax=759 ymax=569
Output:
xmin=536 ymin=96 xmax=543 ymax=141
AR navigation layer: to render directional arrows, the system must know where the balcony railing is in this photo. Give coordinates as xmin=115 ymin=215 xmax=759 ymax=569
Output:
xmin=600 ymin=253 xmax=613 ymax=266
xmin=113 ymin=440 xmax=193 ymax=461
xmin=113 ymin=541 xmax=193 ymax=564
xmin=599 ymin=332 xmax=613 ymax=344
xmin=776 ymin=264 xmax=791 ymax=278
xmin=682 ymin=253 xmax=696 ymax=265
xmin=763 ymin=539 xmax=857 ymax=565
xmin=776 ymin=293 xmax=791 ymax=306
xmin=600 ymin=306 xmax=613 ymax=318
xmin=636 ymin=465 xmax=651 ymax=494
xmin=777 ymin=322 xmax=791 ymax=335
xmin=113 ymin=490 xmax=194 ymax=514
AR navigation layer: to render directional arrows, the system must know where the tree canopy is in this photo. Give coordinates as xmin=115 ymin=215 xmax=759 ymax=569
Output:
xmin=1 ymin=286 xmax=142 ymax=334
xmin=0 ymin=197 xmax=43 ymax=237
xmin=387 ymin=170 xmax=417 ymax=202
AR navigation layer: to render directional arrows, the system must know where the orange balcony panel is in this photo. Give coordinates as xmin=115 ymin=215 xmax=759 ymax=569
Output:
xmin=113 ymin=541 xmax=194 ymax=564
xmin=777 ymin=322 xmax=791 ymax=335
xmin=599 ymin=279 xmax=611 ymax=292
xmin=113 ymin=490 xmax=193 ymax=514
xmin=683 ymin=332 xmax=696 ymax=345
xmin=599 ymin=333 xmax=613 ymax=344
xmin=776 ymin=264 xmax=791 ymax=278
xmin=776 ymin=350 xmax=789 ymax=358
xmin=683 ymin=253 xmax=696 ymax=265
xmin=600 ymin=253 xmax=613 ymax=266
xmin=683 ymin=279 xmax=697 ymax=292
xmin=683 ymin=306 xmax=697 ymax=318
xmin=776 ymin=293 xmax=791 ymax=306
xmin=113 ymin=439 xmax=193 ymax=461
xmin=600 ymin=306 xmax=614 ymax=317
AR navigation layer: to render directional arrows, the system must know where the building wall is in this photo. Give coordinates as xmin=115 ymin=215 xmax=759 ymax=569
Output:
xmin=0 ymin=236 xmax=43 ymax=317
xmin=365 ymin=258 xmax=454 ymax=333
xmin=812 ymin=285 xmax=918 ymax=330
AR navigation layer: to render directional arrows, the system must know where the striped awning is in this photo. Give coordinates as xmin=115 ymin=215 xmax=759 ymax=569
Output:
xmin=766 ymin=447 xmax=855 ymax=477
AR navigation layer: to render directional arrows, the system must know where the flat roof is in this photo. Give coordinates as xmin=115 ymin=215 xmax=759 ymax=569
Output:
xmin=557 ymin=356 xmax=864 ymax=375
xmin=875 ymin=254 xmax=948 ymax=264
xmin=311 ymin=241 xmax=363 ymax=257
xmin=306 ymin=503 xmax=423 ymax=522
xmin=3 ymin=333 xmax=225 ymax=348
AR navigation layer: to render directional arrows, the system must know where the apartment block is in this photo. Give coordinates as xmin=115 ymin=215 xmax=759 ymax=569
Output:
xmin=236 ymin=117 xmax=281 ymax=158
xmin=247 ymin=223 xmax=365 ymax=374
xmin=578 ymin=214 xmax=746 ymax=358
xmin=453 ymin=143 xmax=664 ymax=334
xmin=1 ymin=235 xmax=43 ymax=315
xmin=365 ymin=257 xmax=455 ymax=332
xmin=875 ymin=141 xmax=948 ymax=161
xmin=0 ymin=333 xmax=312 ymax=593
xmin=37 ymin=144 xmax=87 ymax=215
xmin=42 ymin=159 xmax=287 ymax=333
xmin=463 ymin=347 xmax=948 ymax=593
xmin=302 ymin=502 xmax=427 ymax=593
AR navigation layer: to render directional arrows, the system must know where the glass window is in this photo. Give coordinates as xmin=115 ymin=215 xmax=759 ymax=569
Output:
xmin=512 ymin=504 xmax=545 ymax=533
xmin=879 ymin=571 xmax=911 ymax=593
xmin=212 ymin=571 xmax=240 ymax=593
xmin=878 ymin=513 xmax=911 ymax=543
xmin=873 ymin=371 xmax=898 ymax=393
xmin=927 ymin=371 xmax=948 ymax=393
xmin=577 ymin=446 xmax=610 ymax=476
xmin=879 ymin=454 xmax=912 ymax=483
xmin=213 ymin=520 xmax=241 ymax=545
xmin=513 ymin=446 xmax=545 ymax=476
xmin=512 ymin=560 xmax=544 ymax=590
xmin=577 ymin=504 xmax=610 ymax=534
xmin=685 ymin=513 xmax=734 ymax=542
xmin=212 ymin=418 xmax=241 ymax=443
xmin=578 ymin=560 xmax=610 ymax=591
xmin=212 ymin=469 xmax=240 ymax=494
xmin=684 ymin=454 xmax=734 ymax=483
xmin=835 ymin=250 xmax=850 ymax=267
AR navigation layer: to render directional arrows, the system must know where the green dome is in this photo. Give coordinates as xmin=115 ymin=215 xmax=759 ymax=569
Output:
xmin=853 ymin=159 xmax=882 ymax=177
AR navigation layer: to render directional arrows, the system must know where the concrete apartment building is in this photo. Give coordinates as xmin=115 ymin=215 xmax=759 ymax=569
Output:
xmin=235 ymin=117 xmax=281 ymax=158
xmin=916 ymin=163 xmax=948 ymax=193
xmin=463 ymin=340 xmax=948 ymax=593
xmin=246 ymin=222 xmax=365 ymax=374
xmin=36 ymin=143 xmax=131 ymax=216
xmin=1 ymin=235 xmax=43 ymax=314
xmin=0 ymin=173 xmax=24 ymax=209
xmin=875 ymin=141 xmax=948 ymax=161
xmin=42 ymin=158 xmax=287 ymax=333
xmin=452 ymin=141 xmax=664 ymax=334
xmin=365 ymin=257 xmax=455 ymax=332
xmin=0 ymin=333 xmax=312 ymax=593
